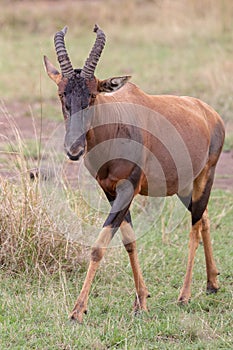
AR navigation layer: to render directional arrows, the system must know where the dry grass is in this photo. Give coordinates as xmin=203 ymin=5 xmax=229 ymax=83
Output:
xmin=0 ymin=175 xmax=87 ymax=274
xmin=0 ymin=107 xmax=87 ymax=274
xmin=1 ymin=0 xmax=233 ymax=33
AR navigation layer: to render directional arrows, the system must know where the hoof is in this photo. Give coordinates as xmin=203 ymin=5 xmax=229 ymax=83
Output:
xmin=69 ymin=309 xmax=87 ymax=324
xmin=206 ymin=279 xmax=219 ymax=295
xmin=133 ymin=293 xmax=150 ymax=315
xmin=206 ymin=286 xmax=219 ymax=295
xmin=133 ymin=306 xmax=148 ymax=317
xmin=177 ymin=296 xmax=190 ymax=305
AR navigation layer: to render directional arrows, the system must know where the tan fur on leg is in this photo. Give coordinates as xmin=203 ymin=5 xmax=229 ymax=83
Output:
xmin=201 ymin=210 xmax=219 ymax=293
xmin=178 ymin=220 xmax=202 ymax=304
xmin=70 ymin=226 xmax=112 ymax=322
xmin=120 ymin=221 xmax=150 ymax=313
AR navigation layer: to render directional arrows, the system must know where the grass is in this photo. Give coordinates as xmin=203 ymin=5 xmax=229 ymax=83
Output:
xmin=0 ymin=1 xmax=233 ymax=123
xmin=224 ymin=134 xmax=233 ymax=152
xmin=0 ymin=1 xmax=233 ymax=349
xmin=0 ymin=127 xmax=232 ymax=348
xmin=3 ymin=138 xmax=41 ymax=160
xmin=0 ymin=110 xmax=86 ymax=274
xmin=0 ymin=190 xmax=233 ymax=349
xmin=0 ymin=119 xmax=232 ymax=349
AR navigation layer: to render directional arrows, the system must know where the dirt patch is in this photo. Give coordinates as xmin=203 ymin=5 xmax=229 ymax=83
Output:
xmin=0 ymin=104 xmax=232 ymax=192
xmin=0 ymin=102 xmax=59 ymax=141
xmin=214 ymin=150 xmax=233 ymax=192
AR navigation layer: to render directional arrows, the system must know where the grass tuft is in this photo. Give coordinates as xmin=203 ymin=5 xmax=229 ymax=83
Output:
xmin=0 ymin=108 xmax=87 ymax=275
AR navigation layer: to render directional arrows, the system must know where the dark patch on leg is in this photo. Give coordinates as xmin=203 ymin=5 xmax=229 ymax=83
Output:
xmin=91 ymin=247 xmax=105 ymax=262
xmin=104 ymin=191 xmax=132 ymax=225
xmin=104 ymin=209 xmax=131 ymax=230
xmin=103 ymin=174 xmax=139 ymax=231
xmin=124 ymin=211 xmax=132 ymax=226
xmin=124 ymin=242 xmax=134 ymax=254
xmin=104 ymin=183 xmax=134 ymax=229
xmin=104 ymin=191 xmax=115 ymax=205
xmin=177 ymin=193 xmax=192 ymax=211
xmin=128 ymin=165 xmax=141 ymax=190
xmin=192 ymin=167 xmax=215 ymax=225
xmin=209 ymin=120 xmax=225 ymax=156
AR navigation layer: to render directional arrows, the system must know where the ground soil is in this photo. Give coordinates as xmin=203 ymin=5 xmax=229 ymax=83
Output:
xmin=0 ymin=103 xmax=232 ymax=193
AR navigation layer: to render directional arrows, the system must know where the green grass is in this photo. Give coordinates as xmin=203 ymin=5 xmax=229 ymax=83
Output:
xmin=224 ymin=134 xmax=233 ymax=152
xmin=3 ymin=138 xmax=41 ymax=160
xmin=0 ymin=1 xmax=233 ymax=349
xmin=0 ymin=1 xmax=233 ymax=120
xmin=0 ymin=190 xmax=233 ymax=349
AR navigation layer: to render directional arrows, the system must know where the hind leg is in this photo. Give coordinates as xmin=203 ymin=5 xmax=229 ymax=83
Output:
xmin=120 ymin=219 xmax=150 ymax=313
xmin=201 ymin=209 xmax=219 ymax=294
xmin=178 ymin=163 xmax=219 ymax=303
xmin=178 ymin=218 xmax=202 ymax=303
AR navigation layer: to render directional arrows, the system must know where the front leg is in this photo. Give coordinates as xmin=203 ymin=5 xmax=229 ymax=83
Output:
xmin=70 ymin=227 xmax=112 ymax=322
xmin=105 ymin=188 xmax=150 ymax=314
xmin=70 ymin=179 xmax=135 ymax=322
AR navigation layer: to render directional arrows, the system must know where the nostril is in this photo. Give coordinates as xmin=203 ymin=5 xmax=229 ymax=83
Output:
xmin=64 ymin=134 xmax=86 ymax=158
xmin=64 ymin=139 xmax=85 ymax=161
xmin=69 ymin=143 xmax=77 ymax=154
xmin=64 ymin=140 xmax=79 ymax=153
xmin=69 ymin=141 xmax=83 ymax=154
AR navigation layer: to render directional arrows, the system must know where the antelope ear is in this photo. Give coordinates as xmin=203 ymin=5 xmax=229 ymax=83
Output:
xmin=98 ymin=76 xmax=131 ymax=93
xmin=44 ymin=55 xmax=62 ymax=85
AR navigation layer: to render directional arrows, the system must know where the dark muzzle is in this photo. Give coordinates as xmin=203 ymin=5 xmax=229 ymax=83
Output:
xmin=65 ymin=135 xmax=86 ymax=161
xmin=66 ymin=148 xmax=84 ymax=161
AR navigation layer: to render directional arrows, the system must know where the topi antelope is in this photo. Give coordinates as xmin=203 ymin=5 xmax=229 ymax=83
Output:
xmin=44 ymin=25 xmax=225 ymax=323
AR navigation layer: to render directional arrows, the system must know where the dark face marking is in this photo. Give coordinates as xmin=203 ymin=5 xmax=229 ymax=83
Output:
xmin=61 ymin=70 xmax=94 ymax=161
xmin=64 ymin=69 xmax=90 ymax=115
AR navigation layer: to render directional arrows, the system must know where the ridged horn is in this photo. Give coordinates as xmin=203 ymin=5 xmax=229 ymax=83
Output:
xmin=81 ymin=24 xmax=106 ymax=79
xmin=54 ymin=26 xmax=74 ymax=77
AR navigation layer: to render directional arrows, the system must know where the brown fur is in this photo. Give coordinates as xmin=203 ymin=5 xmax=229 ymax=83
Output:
xmin=44 ymin=50 xmax=225 ymax=323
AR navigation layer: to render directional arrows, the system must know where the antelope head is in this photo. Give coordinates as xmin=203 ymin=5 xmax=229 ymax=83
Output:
xmin=44 ymin=25 xmax=131 ymax=161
